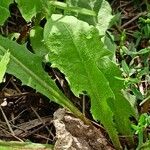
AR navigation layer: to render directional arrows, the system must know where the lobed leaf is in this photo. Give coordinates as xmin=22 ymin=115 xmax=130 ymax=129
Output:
xmin=98 ymin=57 xmax=136 ymax=142
xmin=44 ymin=14 xmax=122 ymax=149
xmin=65 ymin=0 xmax=116 ymax=58
xmin=0 ymin=35 xmax=88 ymax=124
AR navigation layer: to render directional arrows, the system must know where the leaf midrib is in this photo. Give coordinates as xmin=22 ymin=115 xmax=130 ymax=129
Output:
xmin=0 ymin=45 xmax=65 ymax=102
xmin=62 ymin=22 xmax=112 ymax=103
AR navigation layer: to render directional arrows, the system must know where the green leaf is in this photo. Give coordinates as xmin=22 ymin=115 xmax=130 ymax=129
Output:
xmin=16 ymin=0 xmax=44 ymax=21
xmin=0 ymin=51 xmax=10 ymax=82
xmin=66 ymin=0 xmax=113 ymax=35
xmin=98 ymin=57 xmax=136 ymax=141
xmin=0 ymin=35 xmax=89 ymax=125
xmin=139 ymin=140 xmax=150 ymax=150
xmin=121 ymin=60 xmax=130 ymax=76
xmin=102 ymin=32 xmax=116 ymax=59
xmin=0 ymin=0 xmax=13 ymax=25
xmin=130 ymin=48 xmax=150 ymax=55
xmin=30 ymin=26 xmax=48 ymax=56
xmin=16 ymin=0 xmax=58 ymax=21
xmin=66 ymin=0 xmax=102 ymax=25
xmin=0 ymin=140 xmax=53 ymax=150
xmin=49 ymin=1 xmax=96 ymax=16
xmin=44 ymin=14 xmax=122 ymax=149
xmin=0 ymin=6 xmax=9 ymax=25
xmin=1 ymin=0 xmax=13 ymax=7
xmin=96 ymin=0 xmax=114 ymax=35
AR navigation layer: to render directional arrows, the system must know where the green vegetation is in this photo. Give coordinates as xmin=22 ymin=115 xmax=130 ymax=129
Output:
xmin=0 ymin=140 xmax=53 ymax=150
xmin=0 ymin=0 xmax=149 ymax=149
